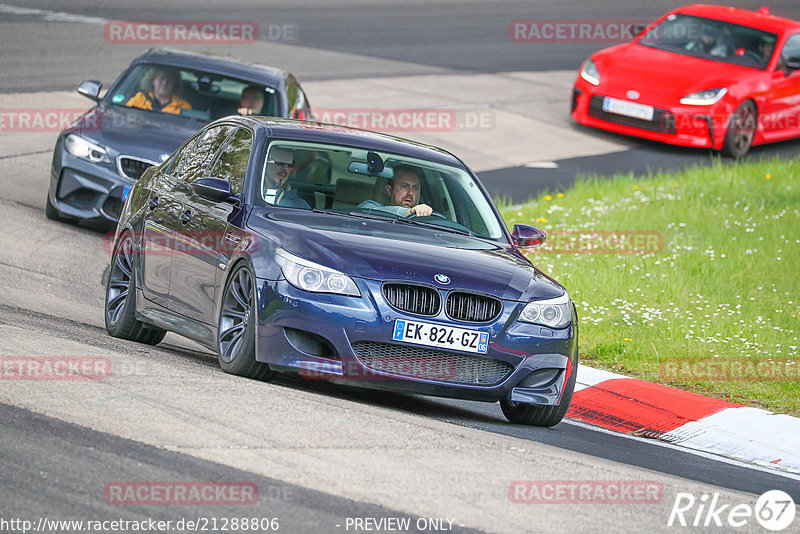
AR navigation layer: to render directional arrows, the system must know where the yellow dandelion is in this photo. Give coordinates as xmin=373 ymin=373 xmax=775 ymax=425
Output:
xmin=544 ymin=195 xmax=552 ymax=200
xmin=673 ymin=182 xmax=678 ymax=188
xmin=766 ymin=173 xmax=772 ymax=179
xmin=536 ymin=217 xmax=547 ymax=222
xmin=624 ymin=338 xmax=632 ymax=342
xmin=633 ymin=185 xmax=639 ymax=190
xmin=557 ymin=192 xmax=564 ymax=198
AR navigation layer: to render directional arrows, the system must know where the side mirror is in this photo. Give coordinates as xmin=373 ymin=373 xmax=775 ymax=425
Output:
xmin=785 ymin=56 xmax=800 ymax=75
xmin=191 ymin=177 xmax=233 ymax=203
xmin=512 ymin=224 xmax=546 ymax=249
xmin=77 ymin=80 xmax=102 ymax=101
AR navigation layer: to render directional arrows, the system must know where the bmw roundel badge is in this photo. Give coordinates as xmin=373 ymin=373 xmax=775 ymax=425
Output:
xmin=434 ymin=273 xmax=450 ymax=285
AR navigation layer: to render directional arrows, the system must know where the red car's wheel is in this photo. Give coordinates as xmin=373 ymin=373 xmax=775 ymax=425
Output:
xmin=722 ymin=100 xmax=758 ymax=158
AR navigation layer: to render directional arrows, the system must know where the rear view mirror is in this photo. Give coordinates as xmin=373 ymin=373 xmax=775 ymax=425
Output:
xmin=77 ymin=80 xmax=102 ymax=101
xmin=348 ymin=161 xmax=394 ymax=178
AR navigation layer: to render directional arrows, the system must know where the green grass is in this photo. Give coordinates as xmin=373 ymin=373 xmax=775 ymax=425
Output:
xmin=499 ymin=156 xmax=800 ymax=415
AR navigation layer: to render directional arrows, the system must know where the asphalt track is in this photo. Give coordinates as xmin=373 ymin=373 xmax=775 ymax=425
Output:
xmin=1 ymin=2 xmax=799 ymax=533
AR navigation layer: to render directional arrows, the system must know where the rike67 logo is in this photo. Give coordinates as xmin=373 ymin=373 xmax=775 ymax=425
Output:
xmin=668 ymin=490 xmax=796 ymax=531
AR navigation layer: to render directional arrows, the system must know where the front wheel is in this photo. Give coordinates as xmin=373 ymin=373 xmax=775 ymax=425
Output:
xmin=501 ymin=363 xmax=577 ymax=427
xmin=722 ymin=100 xmax=757 ymax=158
xmin=105 ymin=232 xmax=166 ymax=345
xmin=217 ymin=263 xmax=272 ymax=380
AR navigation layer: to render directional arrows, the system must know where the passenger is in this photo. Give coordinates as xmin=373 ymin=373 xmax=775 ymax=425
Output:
xmin=263 ymin=146 xmax=310 ymax=209
xmin=238 ymin=86 xmax=264 ymax=116
xmin=126 ymin=67 xmax=191 ymax=114
xmin=685 ymin=25 xmax=729 ymax=57
xmin=358 ymin=164 xmax=433 ymax=217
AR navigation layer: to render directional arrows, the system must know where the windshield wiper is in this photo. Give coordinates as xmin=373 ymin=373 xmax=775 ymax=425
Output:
xmin=311 ymin=209 xmax=395 ymax=221
xmin=393 ymin=217 xmax=473 ymax=237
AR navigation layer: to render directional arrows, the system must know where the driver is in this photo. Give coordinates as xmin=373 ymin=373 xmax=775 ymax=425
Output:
xmin=263 ymin=146 xmax=310 ymax=209
xmin=358 ymin=164 xmax=433 ymax=217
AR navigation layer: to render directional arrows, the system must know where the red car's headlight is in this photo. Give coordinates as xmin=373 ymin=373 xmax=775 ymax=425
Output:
xmin=679 ymin=88 xmax=728 ymax=105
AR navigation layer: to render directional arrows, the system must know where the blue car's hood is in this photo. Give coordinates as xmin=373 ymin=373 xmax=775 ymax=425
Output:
xmin=74 ymin=104 xmax=200 ymax=162
xmin=249 ymin=210 xmax=565 ymax=302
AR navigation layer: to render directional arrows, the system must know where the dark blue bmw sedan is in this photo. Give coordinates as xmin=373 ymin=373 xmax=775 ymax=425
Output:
xmin=105 ymin=117 xmax=578 ymax=426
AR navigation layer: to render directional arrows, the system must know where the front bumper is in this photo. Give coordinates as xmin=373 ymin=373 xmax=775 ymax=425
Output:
xmin=571 ymin=81 xmax=735 ymax=150
xmin=254 ymin=278 xmax=578 ymax=406
xmin=49 ymin=135 xmax=141 ymax=223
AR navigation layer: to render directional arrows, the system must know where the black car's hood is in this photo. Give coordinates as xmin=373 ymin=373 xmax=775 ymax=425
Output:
xmin=75 ymin=103 xmax=201 ymax=162
xmin=248 ymin=209 xmax=565 ymax=302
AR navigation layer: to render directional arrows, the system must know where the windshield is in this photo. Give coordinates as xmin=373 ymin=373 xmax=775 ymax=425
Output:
xmin=260 ymin=140 xmax=506 ymax=240
xmin=639 ymin=14 xmax=778 ymax=70
xmin=106 ymin=63 xmax=280 ymax=121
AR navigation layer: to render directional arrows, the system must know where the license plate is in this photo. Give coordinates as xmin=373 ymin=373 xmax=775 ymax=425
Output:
xmin=392 ymin=319 xmax=489 ymax=354
xmin=602 ymin=97 xmax=654 ymax=121
xmin=122 ymin=186 xmax=132 ymax=202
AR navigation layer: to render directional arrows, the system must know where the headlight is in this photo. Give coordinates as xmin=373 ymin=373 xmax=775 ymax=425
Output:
xmin=679 ymin=88 xmax=727 ymax=105
xmin=64 ymin=134 xmax=109 ymax=163
xmin=580 ymin=60 xmax=600 ymax=86
xmin=519 ymin=293 xmax=572 ymax=329
xmin=275 ymin=248 xmax=360 ymax=297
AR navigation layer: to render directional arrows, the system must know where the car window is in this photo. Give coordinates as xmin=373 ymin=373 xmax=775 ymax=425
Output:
xmin=165 ymin=135 xmax=199 ymax=176
xmin=286 ymin=77 xmax=309 ymax=120
xmin=260 ymin=140 xmax=505 ymax=240
xmin=639 ymin=14 xmax=778 ymax=69
xmin=207 ymin=128 xmax=252 ymax=195
xmin=778 ymin=34 xmax=800 ymax=69
xmin=106 ymin=63 xmax=280 ymax=122
xmin=178 ymin=125 xmax=236 ymax=183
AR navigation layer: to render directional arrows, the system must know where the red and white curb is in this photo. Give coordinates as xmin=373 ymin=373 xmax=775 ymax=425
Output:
xmin=566 ymin=364 xmax=800 ymax=475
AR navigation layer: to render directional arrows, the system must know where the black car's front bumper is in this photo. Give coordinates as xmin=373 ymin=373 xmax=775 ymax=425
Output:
xmin=49 ymin=135 xmax=149 ymax=223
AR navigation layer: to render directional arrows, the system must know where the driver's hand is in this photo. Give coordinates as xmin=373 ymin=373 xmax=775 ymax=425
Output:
xmin=238 ymin=107 xmax=255 ymax=116
xmin=405 ymin=204 xmax=433 ymax=217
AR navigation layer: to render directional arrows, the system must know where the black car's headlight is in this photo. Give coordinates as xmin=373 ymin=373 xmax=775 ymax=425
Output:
xmin=679 ymin=88 xmax=727 ymax=105
xmin=580 ymin=60 xmax=600 ymax=86
xmin=519 ymin=293 xmax=572 ymax=328
xmin=275 ymin=248 xmax=360 ymax=297
xmin=64 ymin=133 xmax=109 ymax=164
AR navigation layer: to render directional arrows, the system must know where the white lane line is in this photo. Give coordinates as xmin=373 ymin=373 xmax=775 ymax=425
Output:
xmin=525 ymin=161 xmax=559 ymax=169
xmin=0 ymin=4 xmax=106 ymax=24
xmin=563 ymin=418 xmax=800 ymax=483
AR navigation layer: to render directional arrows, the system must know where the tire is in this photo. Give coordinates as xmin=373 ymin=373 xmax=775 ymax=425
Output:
xmin=217 ymin=263 xmax=272 ymax=380
xmin=722 ymin=100 xmax=758 ymax=158
xmin=501 ymin=361 xmax=578 ymax=427
xmin=105 ymin=232 xmax=166 ymax=345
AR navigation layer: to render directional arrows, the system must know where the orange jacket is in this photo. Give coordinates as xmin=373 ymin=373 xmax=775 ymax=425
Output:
xmin=126 ymin=91 xmax=191 ymax=114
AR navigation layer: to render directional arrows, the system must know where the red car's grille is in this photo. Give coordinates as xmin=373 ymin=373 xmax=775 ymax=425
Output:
xmin=588 ymin=96 xmax=676 ymax=134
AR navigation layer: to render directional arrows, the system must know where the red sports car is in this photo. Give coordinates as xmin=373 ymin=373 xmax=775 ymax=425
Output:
xmin=571 ymin=4 xmax=800 ymax=157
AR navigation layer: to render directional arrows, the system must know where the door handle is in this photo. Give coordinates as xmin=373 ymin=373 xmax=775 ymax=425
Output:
xmin=180 ymin=210 xmax=192 ymax=225
xmin=148 ymin=196 xmax=159 ymax=210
